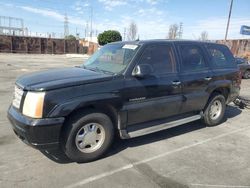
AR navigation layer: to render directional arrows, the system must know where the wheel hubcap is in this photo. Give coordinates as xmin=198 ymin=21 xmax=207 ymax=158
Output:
xmin=209 ymin=99 xmax=222 ymax=120
xmin=75 ymin=123 xmax=105 ymax=153
xmin=246 ymin=71 xmax=250 ymax=79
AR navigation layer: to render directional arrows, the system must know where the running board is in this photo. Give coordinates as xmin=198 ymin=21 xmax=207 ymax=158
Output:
xmin=121 ymin=114 xmax=202 ymax=139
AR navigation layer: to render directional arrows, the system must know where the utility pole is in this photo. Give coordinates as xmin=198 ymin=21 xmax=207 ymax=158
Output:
xmin=86 ymin=21 xmax=89 ymax=38
xmin=64 ymin=13 xmax=69 ymax=38
xmin=90 ymin=6 xmax=93 ymax=40
xmin=0 ymin=17 xmax=2 ymax=34
xmin=178 ymin=22 xmax=183 ymax=39
xmin=20 ymin=18 xmax=24 ymax=36
xmin=225 ymin=0 xmax=233 ymax=41
xmin=123 ymin=28 xmax=126 ymax=41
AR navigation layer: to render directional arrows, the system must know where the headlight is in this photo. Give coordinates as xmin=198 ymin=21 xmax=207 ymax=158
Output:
xmin=22 ymin=92 xmax=45 ymax=118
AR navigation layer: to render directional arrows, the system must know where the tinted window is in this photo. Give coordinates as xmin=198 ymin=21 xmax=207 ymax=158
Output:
xmin=207 ymin=44 xmax=236 ymax=68
xmin=138 ymin=45 xmax=176 ymax=74
xmin=179 ymin=45 xmax=207 ymax=72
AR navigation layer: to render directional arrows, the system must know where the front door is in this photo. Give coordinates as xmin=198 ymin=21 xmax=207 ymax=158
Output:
xmin=123 ymin=43 xmax=183 ymax=125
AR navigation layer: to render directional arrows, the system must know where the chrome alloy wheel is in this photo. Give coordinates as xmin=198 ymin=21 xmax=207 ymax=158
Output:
xmin=209 ymin=99 xmax=222 ymax=120
xmin=75 ymin=123 xmax=105 ymax=153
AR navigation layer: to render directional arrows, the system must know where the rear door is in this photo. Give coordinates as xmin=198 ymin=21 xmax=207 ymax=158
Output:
xmin=123 ymin=43 xmax=183 ymax=125
xmin=206 ymin=44 xmax=240 ymax=101
xmin=176 ymin=43 xmax=212 ymax=113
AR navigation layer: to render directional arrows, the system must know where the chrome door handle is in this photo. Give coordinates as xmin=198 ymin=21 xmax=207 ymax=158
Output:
xmin=172 ymin=81 xmax=181 ymax=86
xmin=204 ymin=77 xmax=212 ymax=81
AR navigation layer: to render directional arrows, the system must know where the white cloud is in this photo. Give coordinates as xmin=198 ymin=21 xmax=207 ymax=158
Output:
xmin=72 ymin=0 xmax=90 ymax=15
xmin=137 ymin=7 xmax=163 ymax=16
xmin=146 ymin=0 xmax=158 ymax=5
xmin=0 ymin=2 xmax=14 ymax=7
xmin=20 ymin=6 xmax=87 ymax=26
xmin=94 ymin=15 xmax=170 ymax=39
xmin=20 ymin=6 xmax=64 ymax=21
xmin=17 ymin=1 xmax=249 ymax=40
xmin=184 ymin=17 xmax=250 ymax=40
xmin=98 ymin=0 xmax=127 ymax=11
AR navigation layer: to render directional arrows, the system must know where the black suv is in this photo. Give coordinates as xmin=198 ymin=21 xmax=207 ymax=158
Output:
xmin=8 ymin=40 xmax=241 ymax=162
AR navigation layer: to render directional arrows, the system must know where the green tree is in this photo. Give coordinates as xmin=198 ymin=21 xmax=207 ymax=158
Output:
xmin=65 ymin=35 xmax=76 ymax=40
xmin=98 ymin=30 xmax=122 ymax=45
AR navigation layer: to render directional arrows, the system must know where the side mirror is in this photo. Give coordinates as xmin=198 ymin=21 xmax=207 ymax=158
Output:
xmin=132 ymin=64 xmax=153 ymax=78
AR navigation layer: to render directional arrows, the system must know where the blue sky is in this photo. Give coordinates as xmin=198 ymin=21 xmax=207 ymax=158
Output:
xmin=0 ymin=0 xmax=249 ymax=40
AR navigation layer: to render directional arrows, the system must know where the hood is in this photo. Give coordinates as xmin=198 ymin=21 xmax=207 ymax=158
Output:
xmin=16 ymin=67 xmax=113 ymax=91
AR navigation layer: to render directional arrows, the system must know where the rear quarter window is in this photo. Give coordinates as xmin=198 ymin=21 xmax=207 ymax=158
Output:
xmin=207 ymin=44 xmax=236 ymax=68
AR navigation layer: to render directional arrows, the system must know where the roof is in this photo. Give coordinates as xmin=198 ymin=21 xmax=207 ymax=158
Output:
xmin=110 ymin=39 xmax=218 ymax=46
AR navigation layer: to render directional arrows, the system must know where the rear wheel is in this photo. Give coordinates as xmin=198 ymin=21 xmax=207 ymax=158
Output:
xmin=203 ymin=93 xmax=226 ymax=126
xmin=62 ymin=111 xmax=114 ymax=162
xmin=243 ymin=70 xmax=250 ymax=79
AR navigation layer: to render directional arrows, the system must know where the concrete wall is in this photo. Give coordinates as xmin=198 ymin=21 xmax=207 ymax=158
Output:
xmin=0 ymin=35 xmax=88 ymax=54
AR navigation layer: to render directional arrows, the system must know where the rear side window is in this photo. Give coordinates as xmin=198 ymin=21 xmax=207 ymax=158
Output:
xmin=207 ymin=44 xmax=236 ymax=68
xmin=179 ymin=45 xmax=208 ymax=72
xmin=138 ymin=44 xmax=176 ymax=74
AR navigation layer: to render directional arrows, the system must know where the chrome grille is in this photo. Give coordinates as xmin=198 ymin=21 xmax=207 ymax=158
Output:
xmin=12 ymin=85 xmax=24 ymax=109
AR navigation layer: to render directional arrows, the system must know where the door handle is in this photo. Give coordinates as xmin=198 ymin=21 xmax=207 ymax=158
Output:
xmin=172 ymin=81 xmax=181 ymax=86
xmin=204 ymin=77 xmax=212 ymax=81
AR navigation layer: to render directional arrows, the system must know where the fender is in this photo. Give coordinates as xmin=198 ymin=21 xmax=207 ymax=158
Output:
xmin=47 ymin=93 xmax=123 ymax=118
xmin=207 ymin=80 xmax=231 ymax=93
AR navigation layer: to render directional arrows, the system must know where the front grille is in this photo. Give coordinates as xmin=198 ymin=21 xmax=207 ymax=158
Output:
xmin=12 ymin=85 xmax=24 ymax=109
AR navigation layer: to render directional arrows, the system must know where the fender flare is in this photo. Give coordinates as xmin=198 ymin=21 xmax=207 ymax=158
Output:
xmin=47 ymin=93 xmax=122 ymax=118
xmin=206 ymin=80 xmax=231 ymax=98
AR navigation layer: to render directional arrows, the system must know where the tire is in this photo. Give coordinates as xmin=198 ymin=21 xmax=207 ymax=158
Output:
xmin=243 ymin=70 xmax=250 ymax=79
xmin=61 ymin=111 xmax=114 ymax=163
xmin=203 ymin=93 xmax=226 ymax=126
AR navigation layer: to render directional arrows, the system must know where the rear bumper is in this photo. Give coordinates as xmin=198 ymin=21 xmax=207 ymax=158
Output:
xmin=227 ymin=86 xmax=240 ymax=104
xmin=7 ymin=106 xmax=65 ymax=150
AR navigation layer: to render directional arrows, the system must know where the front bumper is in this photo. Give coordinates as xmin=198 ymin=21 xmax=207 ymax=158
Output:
xmin=7 ymin=105 xmax=65 ymax=150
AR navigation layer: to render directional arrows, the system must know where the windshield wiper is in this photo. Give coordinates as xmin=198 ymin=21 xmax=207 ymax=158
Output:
xmin=83 ymin=66 xmax=115 ymax=75
xmin=93 ymin=67 xmax=115 ymax=75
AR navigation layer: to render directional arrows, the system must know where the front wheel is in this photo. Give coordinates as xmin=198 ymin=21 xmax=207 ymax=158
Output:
xmin=203 ymin=94 xmax=226 ymax=126
xmin=62 ymin=112 xmax=114 ymax=162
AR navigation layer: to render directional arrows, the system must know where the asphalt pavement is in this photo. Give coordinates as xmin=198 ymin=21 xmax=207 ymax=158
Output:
xmin=0 ymin=53 xmax=250 ymax=188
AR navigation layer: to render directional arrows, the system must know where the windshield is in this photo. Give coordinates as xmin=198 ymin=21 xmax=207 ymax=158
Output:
xmin=83 ymin=43 xmax=139 ymax=74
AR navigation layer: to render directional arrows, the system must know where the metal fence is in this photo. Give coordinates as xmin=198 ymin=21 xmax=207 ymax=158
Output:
xmin=0 ymin=35 xmax=88 ymax=54
xmin=1 ymin=35 xmax=249 ymax=58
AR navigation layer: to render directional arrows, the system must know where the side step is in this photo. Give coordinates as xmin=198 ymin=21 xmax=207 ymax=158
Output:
xmin=120 ymin=114 xmax=202 ymax=139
